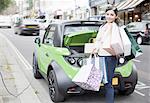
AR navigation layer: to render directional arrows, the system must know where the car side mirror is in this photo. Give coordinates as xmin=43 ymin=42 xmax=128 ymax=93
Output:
xmin=34 ymin=37 xmax=41 ymax=46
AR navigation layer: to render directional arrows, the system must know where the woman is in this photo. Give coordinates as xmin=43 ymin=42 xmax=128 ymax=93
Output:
xmin=92 ymin=6 xmax=120 ymax=103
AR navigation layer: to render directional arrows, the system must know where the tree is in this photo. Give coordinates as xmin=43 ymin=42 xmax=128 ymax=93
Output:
xmin=0 ymin=0 xmax=12 ymax=13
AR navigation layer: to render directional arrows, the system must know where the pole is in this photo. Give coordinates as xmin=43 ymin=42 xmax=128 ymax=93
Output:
xmin=74 ymin=0 xmax=77 ymax=19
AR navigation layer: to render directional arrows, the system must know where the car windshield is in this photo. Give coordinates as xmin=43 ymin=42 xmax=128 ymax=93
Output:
xmin=64 ymin=25 xmax=99 ymax=35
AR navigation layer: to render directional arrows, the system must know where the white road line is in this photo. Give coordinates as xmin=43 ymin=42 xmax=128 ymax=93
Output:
xmin=137 ymin=81 xmax=147 ymax=85
xmin=0 ymin=33 xmax=32 ymax=70
xmin=134 ymin=90 xmax=145 ymax=96
xmin=136 ymin=86 xmax=150 ymax=90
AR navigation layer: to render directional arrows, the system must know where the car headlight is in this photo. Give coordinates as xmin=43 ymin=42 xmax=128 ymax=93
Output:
xmin=68 ymin=57 xmax=76 ymax=65
xmin=77 ymin=58 xmax=83 ymax=67
xmin=117 ymin=57 xmax=128 ymax=67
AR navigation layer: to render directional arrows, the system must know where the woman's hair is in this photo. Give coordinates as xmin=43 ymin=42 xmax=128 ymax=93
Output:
xmin=105 ymin=6 xmax=120 ymax=25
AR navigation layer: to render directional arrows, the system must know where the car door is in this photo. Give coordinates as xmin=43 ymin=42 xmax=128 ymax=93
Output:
xmin=37 ymin=25 xmax=56 ymax=74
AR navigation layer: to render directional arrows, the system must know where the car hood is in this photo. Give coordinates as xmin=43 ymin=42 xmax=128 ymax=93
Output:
xmin=64 ymin=31 xmax=97 ymax=46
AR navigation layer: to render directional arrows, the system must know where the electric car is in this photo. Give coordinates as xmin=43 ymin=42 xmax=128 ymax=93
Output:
xmin=33 ymin=20 xmax=138 ymax=102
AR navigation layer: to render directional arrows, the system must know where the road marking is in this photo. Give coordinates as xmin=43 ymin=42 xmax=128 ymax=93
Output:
xmin=0 ymin=33 xmax=32 ymax=70
xmin=136 ymin=81 xmax=150 ymax=89
xmin=136 ymin=81 xmax=146 ymax=87
xmin=134 ymin=81 xmax=150 ymax=96
xmin=136 ymin=86 xmax=150 ymax=90
xmin=136 ymin=81 xmax=150 ymax=90
xmin=134 ymin=90 xmax=145 ymax=96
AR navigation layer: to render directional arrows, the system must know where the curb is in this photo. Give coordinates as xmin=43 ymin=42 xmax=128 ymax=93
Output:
xmin=0 ymin=33 xmax=42 ymax=103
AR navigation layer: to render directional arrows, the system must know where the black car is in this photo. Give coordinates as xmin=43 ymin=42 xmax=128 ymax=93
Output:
xmin=14 ymin=19 xmax=40 ymax=35
xmin=126 ymin=21 xmax=150 ymax=44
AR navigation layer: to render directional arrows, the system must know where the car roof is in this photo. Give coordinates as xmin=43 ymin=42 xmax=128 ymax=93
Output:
xmin=50 ymin=20 xmax=103 ymax=25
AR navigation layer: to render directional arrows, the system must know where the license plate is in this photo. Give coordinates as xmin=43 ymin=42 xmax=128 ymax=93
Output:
xmin=112 ymin=77 xmax=118 ymax=85
xmin=26 ymin=26 xmax=35 ymax=28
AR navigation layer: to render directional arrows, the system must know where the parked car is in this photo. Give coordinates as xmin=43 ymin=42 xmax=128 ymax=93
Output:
xmin=0 ymin=16 xmax=12 ymax=28
xmin=33 ymin=20 xmax=138 ymax=102
xmin=14 ymin=19 xmax=40 ymax=35
xmin=126 ymin=21 xmax=150 ymax=44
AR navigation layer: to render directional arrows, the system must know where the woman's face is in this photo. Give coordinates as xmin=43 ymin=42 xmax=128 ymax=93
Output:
xmin=105 ymin=10 xmax=117 ymax=23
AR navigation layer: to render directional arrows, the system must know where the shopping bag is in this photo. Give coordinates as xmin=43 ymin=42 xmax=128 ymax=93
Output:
xmin=119 ymin=26 xmax=131 ymax=56
xmin=99 ymin=57 xmax=108 ymax=84
xmin=84 ymin=43 xmax=95 ymax=53
xmin=110 ymin=23 xmax=124 ymax=55
xmin=72 ymin=55 xmax=103 ymax=91
xmin=102 ymin=24 xmax=116 ymax=55
xmin=124 ymin=28 xmax=143 ymax=61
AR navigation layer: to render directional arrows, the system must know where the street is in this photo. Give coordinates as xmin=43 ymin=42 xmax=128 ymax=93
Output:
xmin=0 ymin=28 xmax=149 ymax=103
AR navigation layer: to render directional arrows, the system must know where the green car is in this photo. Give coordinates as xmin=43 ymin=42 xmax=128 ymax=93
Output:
xmin=33 ymin=20 xmax=138 ymax=102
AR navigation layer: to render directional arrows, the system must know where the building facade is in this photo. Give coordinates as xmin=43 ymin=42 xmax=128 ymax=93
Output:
xmin=89 ymin=0 xmax=150 ymax=24
xmin=89 ymin=0 xmax=121 ymax=15
xmin=16 ymin=0 xmax=32 ymax=17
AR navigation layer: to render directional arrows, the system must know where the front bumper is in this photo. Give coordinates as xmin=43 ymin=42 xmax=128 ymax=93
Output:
xmin=113 ymin=68 xmax=137 ymax=91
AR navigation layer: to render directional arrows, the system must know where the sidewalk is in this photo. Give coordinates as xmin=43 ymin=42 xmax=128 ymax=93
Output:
xmin=0 ymin=33 xmax=42 ymax=103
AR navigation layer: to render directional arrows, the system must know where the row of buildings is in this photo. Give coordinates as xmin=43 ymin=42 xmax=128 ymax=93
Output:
xmin=89 ymin=0 xmax=150 ymax=24
xmin=15 ymin=0 xmax=150 ymax=24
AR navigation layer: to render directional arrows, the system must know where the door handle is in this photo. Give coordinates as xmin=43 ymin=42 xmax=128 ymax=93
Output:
xmin=45 ymin=53 xmax=49 ymax=57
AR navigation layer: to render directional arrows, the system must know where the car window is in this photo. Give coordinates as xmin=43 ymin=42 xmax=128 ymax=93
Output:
xmin=64 ymin=25 xmax=99 ymax=35
xmin=43 ymin=25 xmax=56 ymax=45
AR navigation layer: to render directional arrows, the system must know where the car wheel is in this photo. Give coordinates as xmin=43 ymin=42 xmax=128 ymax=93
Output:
xmin=48 ymin=70 xmax=65 ymax=102
xmin=32 ymin=53 xmax=42 ymax=79
xmin=119 ymin=86 xmax=135 ymax=96
xmin=136 ymin=36 xmax=143 ymax=45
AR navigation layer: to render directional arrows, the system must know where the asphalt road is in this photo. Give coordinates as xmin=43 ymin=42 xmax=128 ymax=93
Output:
xmin=0 ymin=28 xmax=150 ymax=103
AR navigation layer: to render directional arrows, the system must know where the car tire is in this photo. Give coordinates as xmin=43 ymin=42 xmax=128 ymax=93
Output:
xmin=48 ymin=70 xmax=65 ymax=102
xmin=32 ymin=53 xmax=42 ymax=79
xmin=136 ymin=36 xmax=143 ymax=45
xmin=119 ymin=86 xmax=135 ymax=96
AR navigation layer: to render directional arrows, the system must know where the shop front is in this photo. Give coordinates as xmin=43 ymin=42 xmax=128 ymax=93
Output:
xmin=115 ymin=0 xmax=149 ymax=25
